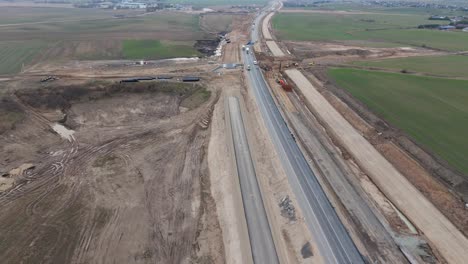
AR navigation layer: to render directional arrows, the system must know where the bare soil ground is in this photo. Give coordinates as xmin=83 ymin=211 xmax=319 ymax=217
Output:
xmin=0 ymin=78 xmax=225 ymax=264
xmin=222 ymin=14 xmax=252 ymax=63
xmin=285 ymin=41 xmax=444 ymax=65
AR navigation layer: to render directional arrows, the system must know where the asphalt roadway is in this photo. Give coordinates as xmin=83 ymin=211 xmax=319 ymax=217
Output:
xmin=243 ymin=10 xmax=364 ymax=262
xmin=227 ymin=96 xmax=280 ymax=264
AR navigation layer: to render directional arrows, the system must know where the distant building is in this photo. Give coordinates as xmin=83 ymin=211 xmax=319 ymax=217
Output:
xmin=99 ymin=2 xmax=114 ymax=9
xmin=118 ymin=2 xmax=147 ymax=9
xmin=455 ymin=24 xmax=468 ymax=29
xmin=439 ymin=25 xmax=456 ymax=30
xmin=429 ymin=15 xmax=450 ymax=21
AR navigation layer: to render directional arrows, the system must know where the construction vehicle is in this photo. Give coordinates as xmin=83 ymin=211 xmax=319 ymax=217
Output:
xmin=40 ymin=76 xmax=59 ymax=83
xmin=276 ymin=78 xmax=292 ymax=91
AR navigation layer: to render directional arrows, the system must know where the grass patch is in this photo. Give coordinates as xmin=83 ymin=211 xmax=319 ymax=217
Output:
xmin=272 ymin=13 xmax=468 ymax=51
xmin=329 ymin=68 xmax=468 ymax=174
xmin=353 ymin=55 xmax=468 ymax=78
xmin=122 ymin=40 xmax=200 ymax=59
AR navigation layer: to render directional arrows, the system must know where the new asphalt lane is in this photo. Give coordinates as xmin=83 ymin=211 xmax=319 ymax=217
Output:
xmin=227 ymin=96 xmax=279 ymax=264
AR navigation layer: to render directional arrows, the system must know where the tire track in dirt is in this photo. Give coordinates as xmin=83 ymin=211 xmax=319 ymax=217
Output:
xmin=0 ymin=83 xmax=224 ymax=264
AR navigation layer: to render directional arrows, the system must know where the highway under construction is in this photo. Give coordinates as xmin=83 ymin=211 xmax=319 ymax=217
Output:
xmin=1 ymin=1 xmax=468 ymax=263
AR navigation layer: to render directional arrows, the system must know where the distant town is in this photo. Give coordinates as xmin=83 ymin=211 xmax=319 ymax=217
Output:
xmin=72 ymin=0 xmax=261 ymax=11
xmin=73 ymin=0 xmax=190 ymax=10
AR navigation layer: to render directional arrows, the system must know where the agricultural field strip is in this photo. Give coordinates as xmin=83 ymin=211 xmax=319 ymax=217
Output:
xmin=352 ymin=55 xmax=468 ymax=78
xmin=0 ymin=11 xmax=207 ymax=73
xmin=329 ymin=68 xmax=468 ymax=175
xmin=0 ymin=17 xmax=122 ymax=28
xmin=272 ymin=12 xmax=468 ymax=51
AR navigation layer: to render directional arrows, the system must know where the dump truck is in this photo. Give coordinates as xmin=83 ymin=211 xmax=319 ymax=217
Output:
xmin=277 ymin=78 xmax=292 ymax=91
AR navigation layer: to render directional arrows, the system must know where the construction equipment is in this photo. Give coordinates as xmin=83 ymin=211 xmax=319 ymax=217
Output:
xmin=276 ymin=78 xmax=292 ymax=91
xmin=40 ymin=76 xmax=59 ymax=83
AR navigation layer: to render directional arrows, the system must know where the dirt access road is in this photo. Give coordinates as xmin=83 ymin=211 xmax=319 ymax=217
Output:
xmin=0 ymin=79 xmax=224 ymax=263
xmin=286 ymin=68 xmax=468 ymax=264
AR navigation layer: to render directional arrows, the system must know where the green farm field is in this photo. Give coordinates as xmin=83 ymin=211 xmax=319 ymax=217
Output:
xmin=272 ymin=13 xmax=468 ymax=51
xmin=353 ymin=55 xmax=468 ymax=78
xmin=0 ymin=7 xmax=138 ymax=25
xmin=285 ymin=2 xmax=468 ymax=16
xmin=329 ymin=68 xmax=468 ymax=174
xmin=0 ymin=41 xmax=47 ymax=74
xmin=0 ymin=7 xmax=208 ymax=74
xmin=123 ymin=40 xmax=200 ymax=59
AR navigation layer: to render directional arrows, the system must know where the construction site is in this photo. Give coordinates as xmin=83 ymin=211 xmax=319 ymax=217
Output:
xmin=1 ymin=0 xmax=468 ymax=263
